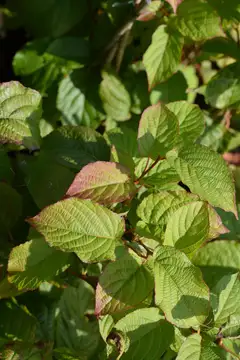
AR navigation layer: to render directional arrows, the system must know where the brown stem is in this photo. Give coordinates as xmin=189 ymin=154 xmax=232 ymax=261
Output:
xmin=224 ymin=109 xmax=232 ymax=129
xmin=223 ymin=152 xmax=240 ymax=166
xmin=218 ymin=339 xmax=240 ymax=359
xmin=135 ymin=156 xmax=161 ymax=183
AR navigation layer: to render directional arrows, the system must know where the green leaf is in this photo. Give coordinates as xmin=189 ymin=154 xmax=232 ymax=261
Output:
xmin=47 ymin=37 xmax=89 ymax=62
xmin=57 ymin=69 xmax=103 ymax=128
xmin=176 ymin=333 xmax=224 ymax=360
xmin=143 ymin=25 xmax=184 ymax=89
xmin=166 ymin=144 xmax=236 ymax=215
xmin=99 ymin=71 xmax=131 ymax=121
xmin=0 ymin=300 xmax=36 ymax=343
xmin=207 ymin=0 xmax=240 ymax=22
xmin=0 ymin=277 xmax=25 ymax=300
xmin=208 ymin=205 xmax=229 ymax=240
xmin=205 ymin=62 xmax=240 ymax=109
xmin=41 ymin=125 xmax=110 ymax=170
xmin=13 ymin=39 xmax=49 ymax=77
xmin=13 ymin=39 xmax=78 ymax=95
xmin=138 ymin=103 xmax=179 ymax=159
xmin=166 ymin=101 xmax=204 ymax=145
xmin=66 ymin=161 xmax=136 ymax=204
xmin=135 ymin=158 xmax=180 ymax=189
xmin=203 ymin=37 xmax=240 ymax=60
xmin=2 ymin=347 xmax=43 ymax=360
xmin=0 ymin=183 xmax=22 ymax=233
xmin=200 ymin=123 xmax=225 ymax=151
xmin=137 ymin=191 xmax=198 ymax=228
xmin=154 ymin=246 xmax=210 ymax=328
xmin=217 ymin=205 xmax=240 ymax=240
xmin=106 ymin=127 xmax=139 ymax=172
xmin=175 ymin=0 xmax=221 ymax=41
xmin=9 ymin=0 xmax=88 ymax=38
xmin=150 ymin=71 xmax=188 ymax=105
xmin=8 ymin=236 xmax=72 ymax=290
xmin=55 ymin=279 xmax=100 ymax=359
xmin=115 ymin=308 xmax=174 ymax=360
xmin=211 ymin=273 xmax=240 ymax=326
xmin=29 ymin=198 xmax=124 ymax=263
xmin=222 ymin=314 xmax=240 ymax=337
xmin=0 ymin=81 xmax=41 ymax=144
xmin=24 ymin=153 xmax=74 ymax=209
xmin=193 ymin=240 xmax=240 ymax=289
xmin=99 ymin=315 xmax=115 ymax=342
xmin=164 ymin=201 xmax=209 ymax=256
xmin=95 ymin=250 xmax=154 ymax=315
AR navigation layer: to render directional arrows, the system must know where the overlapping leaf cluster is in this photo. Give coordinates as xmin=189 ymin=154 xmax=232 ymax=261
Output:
xmin=1 ymin=0 xmax=240 ymax=359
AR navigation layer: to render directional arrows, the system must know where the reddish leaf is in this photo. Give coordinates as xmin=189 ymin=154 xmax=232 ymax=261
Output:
xmin=66 ymin=161 xmax=136 ymax=204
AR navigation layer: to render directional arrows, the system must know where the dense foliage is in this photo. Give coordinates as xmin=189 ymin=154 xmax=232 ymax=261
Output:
xmin=1 ymin=0 xmax=240 ymax=359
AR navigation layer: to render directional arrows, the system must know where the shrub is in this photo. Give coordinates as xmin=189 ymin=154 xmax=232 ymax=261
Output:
xmin=1 ymin=0 xmax=240 ymax=359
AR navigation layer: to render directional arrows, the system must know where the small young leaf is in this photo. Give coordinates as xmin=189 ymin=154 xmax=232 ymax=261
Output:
xmin=66 ymin=161 xmax=136 ymax=204
xmin=166 ymin=0 xmax=183 ymax=13
xmin=166 ymin=101 xmax=204 ymax=145
xmin=115 ymin=308 xmax=174 ymax=360
xmin=164 ymin=201 xmax=209 ymax=256
xmin=167 ymin=144 xmax=236 ymax=215
xmin=55 ymin=279 xmax=100 ymax=358
xmin=95 ymin=250 xmax=154 ymax=315
xmin=208 ymin=205 xmax=229 ymax=240
xmin=41 ymin=125 xmax=110 ymax=170
xmin=211 ymin=272 xmax=240 ymax=326
xmin=29 ymin=198 xmax=124 ymax=263
xmin=143 ymin=25 xmax=184 ymax=89
xmin=0 ymin=81 xmax=41 ymax=144
xmin=176 ymin=333 xmax=224 ymax=360
xmin=154 ymin=246 xmax=210 ymax=328
xmin=8 ymin=236 xmax=72 ymax=290
xmin=175 ymin=0 xmax=221 ymax=41
xmin=138 ymin=103 xmax=179 ymax=159
xmin=99 ymin=71 xmax=131 ymax=121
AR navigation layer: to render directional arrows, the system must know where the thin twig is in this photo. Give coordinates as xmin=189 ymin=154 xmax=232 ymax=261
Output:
xmin=116 ymin=27 xmax=132 ymax=72
xmin=135 ymin=156 xmax=161 ymax=183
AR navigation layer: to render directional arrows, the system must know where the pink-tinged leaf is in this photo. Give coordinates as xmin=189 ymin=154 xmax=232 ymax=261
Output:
xmin=165 ymin=0 xmax=183 ymax=13
xmin=66 ymin=161 xmax=136 ymax=204
xmin=208 ymin=205 xmax=229 ymax=240
xmin=137 ymin=1 xmax=162 ymax=21
xmin=95 ymin=250 xmax=154 ymax=316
